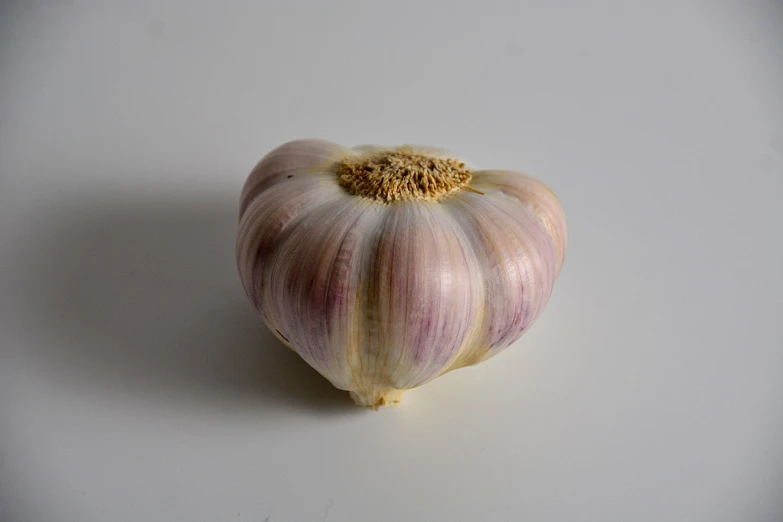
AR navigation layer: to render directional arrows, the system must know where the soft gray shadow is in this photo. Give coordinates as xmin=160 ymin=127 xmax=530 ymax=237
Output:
xmin=25 ymin=190 xmax=357 ymax=415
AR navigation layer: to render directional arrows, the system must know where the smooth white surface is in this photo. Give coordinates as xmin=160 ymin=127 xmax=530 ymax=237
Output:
xmin=1 ymin=1 xmax=782 ymax=521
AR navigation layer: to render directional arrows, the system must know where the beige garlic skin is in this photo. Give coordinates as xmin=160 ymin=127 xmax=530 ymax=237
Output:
xmin=237 ymin=139 xmax=567 ymax=409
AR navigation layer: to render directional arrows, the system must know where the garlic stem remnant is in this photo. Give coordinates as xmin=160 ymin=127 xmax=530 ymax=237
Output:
xmin=237 ymin=140 xmax=567 ymax=409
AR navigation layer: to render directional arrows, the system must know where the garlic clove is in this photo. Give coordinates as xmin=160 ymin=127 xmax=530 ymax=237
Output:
xmin=356 ymin=202 xmax=483 ymax=401
xmin=443 ymin=189 xmax=559 ymax=367
xmin=349 ymin=144 xmax=391 ymax=156
xmin=239 ymin=139 xmax=348 ymax=216
xmin=470 ymin=170 xmax=567 ymax=275
xmin=236 ymin=175 xmax=346 ymax=325
xmin=261 ymin=195 xmax=384 ymax=390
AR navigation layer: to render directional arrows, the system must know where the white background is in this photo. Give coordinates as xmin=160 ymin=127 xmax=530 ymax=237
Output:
xmin=1 ymin=1 xmax=781 ymax=521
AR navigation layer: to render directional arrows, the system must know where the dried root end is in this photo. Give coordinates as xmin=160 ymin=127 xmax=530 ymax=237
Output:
xmin=337 ymin=148 xmax=473 ymax=202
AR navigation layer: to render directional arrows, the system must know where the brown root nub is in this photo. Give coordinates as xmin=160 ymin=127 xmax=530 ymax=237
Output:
xmin=337 ymin=148 xmax=473 ymax=202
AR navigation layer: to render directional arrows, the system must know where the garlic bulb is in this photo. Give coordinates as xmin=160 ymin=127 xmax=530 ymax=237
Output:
xmin=237 ymin=139 xmax=567 ymax=409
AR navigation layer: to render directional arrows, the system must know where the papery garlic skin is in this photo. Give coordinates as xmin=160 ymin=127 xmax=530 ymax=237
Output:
xmin=237 ymin=139 xmax=566 ymax=408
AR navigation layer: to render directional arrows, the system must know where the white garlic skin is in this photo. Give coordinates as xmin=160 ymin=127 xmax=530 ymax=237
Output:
xmin=237 ymin=139 xmax=567 ymax=408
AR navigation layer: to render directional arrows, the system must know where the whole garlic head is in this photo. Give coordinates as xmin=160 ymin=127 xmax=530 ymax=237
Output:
xmin=237 ymin=139 xmax=567 ymax=409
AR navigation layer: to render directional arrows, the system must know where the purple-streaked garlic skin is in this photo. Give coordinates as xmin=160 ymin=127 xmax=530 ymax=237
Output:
xmin=236 ymin=139 xmax=567 ymax=408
